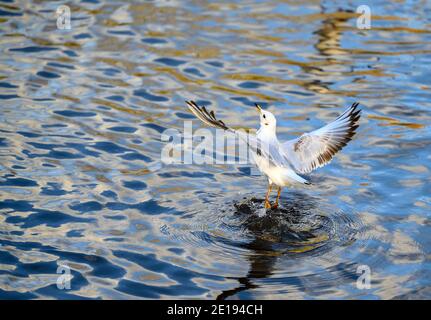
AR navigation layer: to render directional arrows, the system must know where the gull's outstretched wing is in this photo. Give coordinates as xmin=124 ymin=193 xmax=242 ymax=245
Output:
xmin=281 ymin=102 xmax=361 ymax=174
xmin=186 ymin=100 xmax=289 ymax=168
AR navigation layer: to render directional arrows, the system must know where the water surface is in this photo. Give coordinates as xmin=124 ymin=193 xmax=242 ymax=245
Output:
xmin=0 ymin=0 xmax=431 ymax=299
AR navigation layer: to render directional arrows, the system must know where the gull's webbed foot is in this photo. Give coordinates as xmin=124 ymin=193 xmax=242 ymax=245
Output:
xmin=271 ymin=203 xmax=278 ymax=210
xmin=264 ymin=201 xmax=271 ymax=209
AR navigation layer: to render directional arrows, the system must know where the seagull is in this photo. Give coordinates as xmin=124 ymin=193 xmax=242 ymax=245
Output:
xmin=186 ymin=101 xmax=361 ymax=209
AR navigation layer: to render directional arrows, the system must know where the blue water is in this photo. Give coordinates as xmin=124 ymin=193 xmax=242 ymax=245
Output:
xmin=0 ymin=0 xmax=430 ymax=299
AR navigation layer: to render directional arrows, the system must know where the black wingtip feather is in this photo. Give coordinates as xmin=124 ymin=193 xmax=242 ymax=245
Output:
xmin=185 ymin=100 xmax=229 ymax=130
xmin=343 ymin=102 xmax=361 ymax=142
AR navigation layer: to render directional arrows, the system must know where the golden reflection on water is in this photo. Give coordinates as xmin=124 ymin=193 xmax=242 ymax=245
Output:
xmin=368 ymin=114 xmax=425 ymax=129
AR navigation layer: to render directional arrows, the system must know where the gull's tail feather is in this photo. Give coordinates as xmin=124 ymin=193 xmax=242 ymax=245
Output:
xmin=286 ymin=170 xmax=310 ymax=185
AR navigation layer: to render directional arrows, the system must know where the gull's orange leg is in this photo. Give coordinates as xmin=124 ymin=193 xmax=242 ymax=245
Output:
xmin=271 ymin=187 xmax=282 ymax=209
xmin=264 ymin=184 xmax=272 ymax=209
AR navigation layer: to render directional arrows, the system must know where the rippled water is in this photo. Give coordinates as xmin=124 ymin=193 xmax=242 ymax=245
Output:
xmin=1 ymin=0 xmax=431 ymax=299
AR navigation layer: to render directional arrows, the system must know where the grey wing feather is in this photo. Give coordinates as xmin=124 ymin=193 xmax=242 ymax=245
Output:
xmin=281 ymin=102 xmax=361 ymax=174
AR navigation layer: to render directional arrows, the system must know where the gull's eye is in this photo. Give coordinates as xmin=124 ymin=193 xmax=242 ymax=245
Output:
xmin=263 ymin=114 xmax=266 ymax=119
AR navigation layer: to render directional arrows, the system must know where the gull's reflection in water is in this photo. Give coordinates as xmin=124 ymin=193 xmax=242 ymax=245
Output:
xmin=217 ymin=193 xmax=326 ymax=300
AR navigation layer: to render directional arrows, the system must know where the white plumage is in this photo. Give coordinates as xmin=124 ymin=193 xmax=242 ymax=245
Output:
xmin=186 ymin=101 xmax=361 ymax=209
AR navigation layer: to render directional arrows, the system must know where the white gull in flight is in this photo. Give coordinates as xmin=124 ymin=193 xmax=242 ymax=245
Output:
xmin=186 ymin=101 xmax=361 ymax=209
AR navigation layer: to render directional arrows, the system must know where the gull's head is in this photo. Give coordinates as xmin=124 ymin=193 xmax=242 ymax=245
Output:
xmin=255 ymin=104 xmax=276 ymax=130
